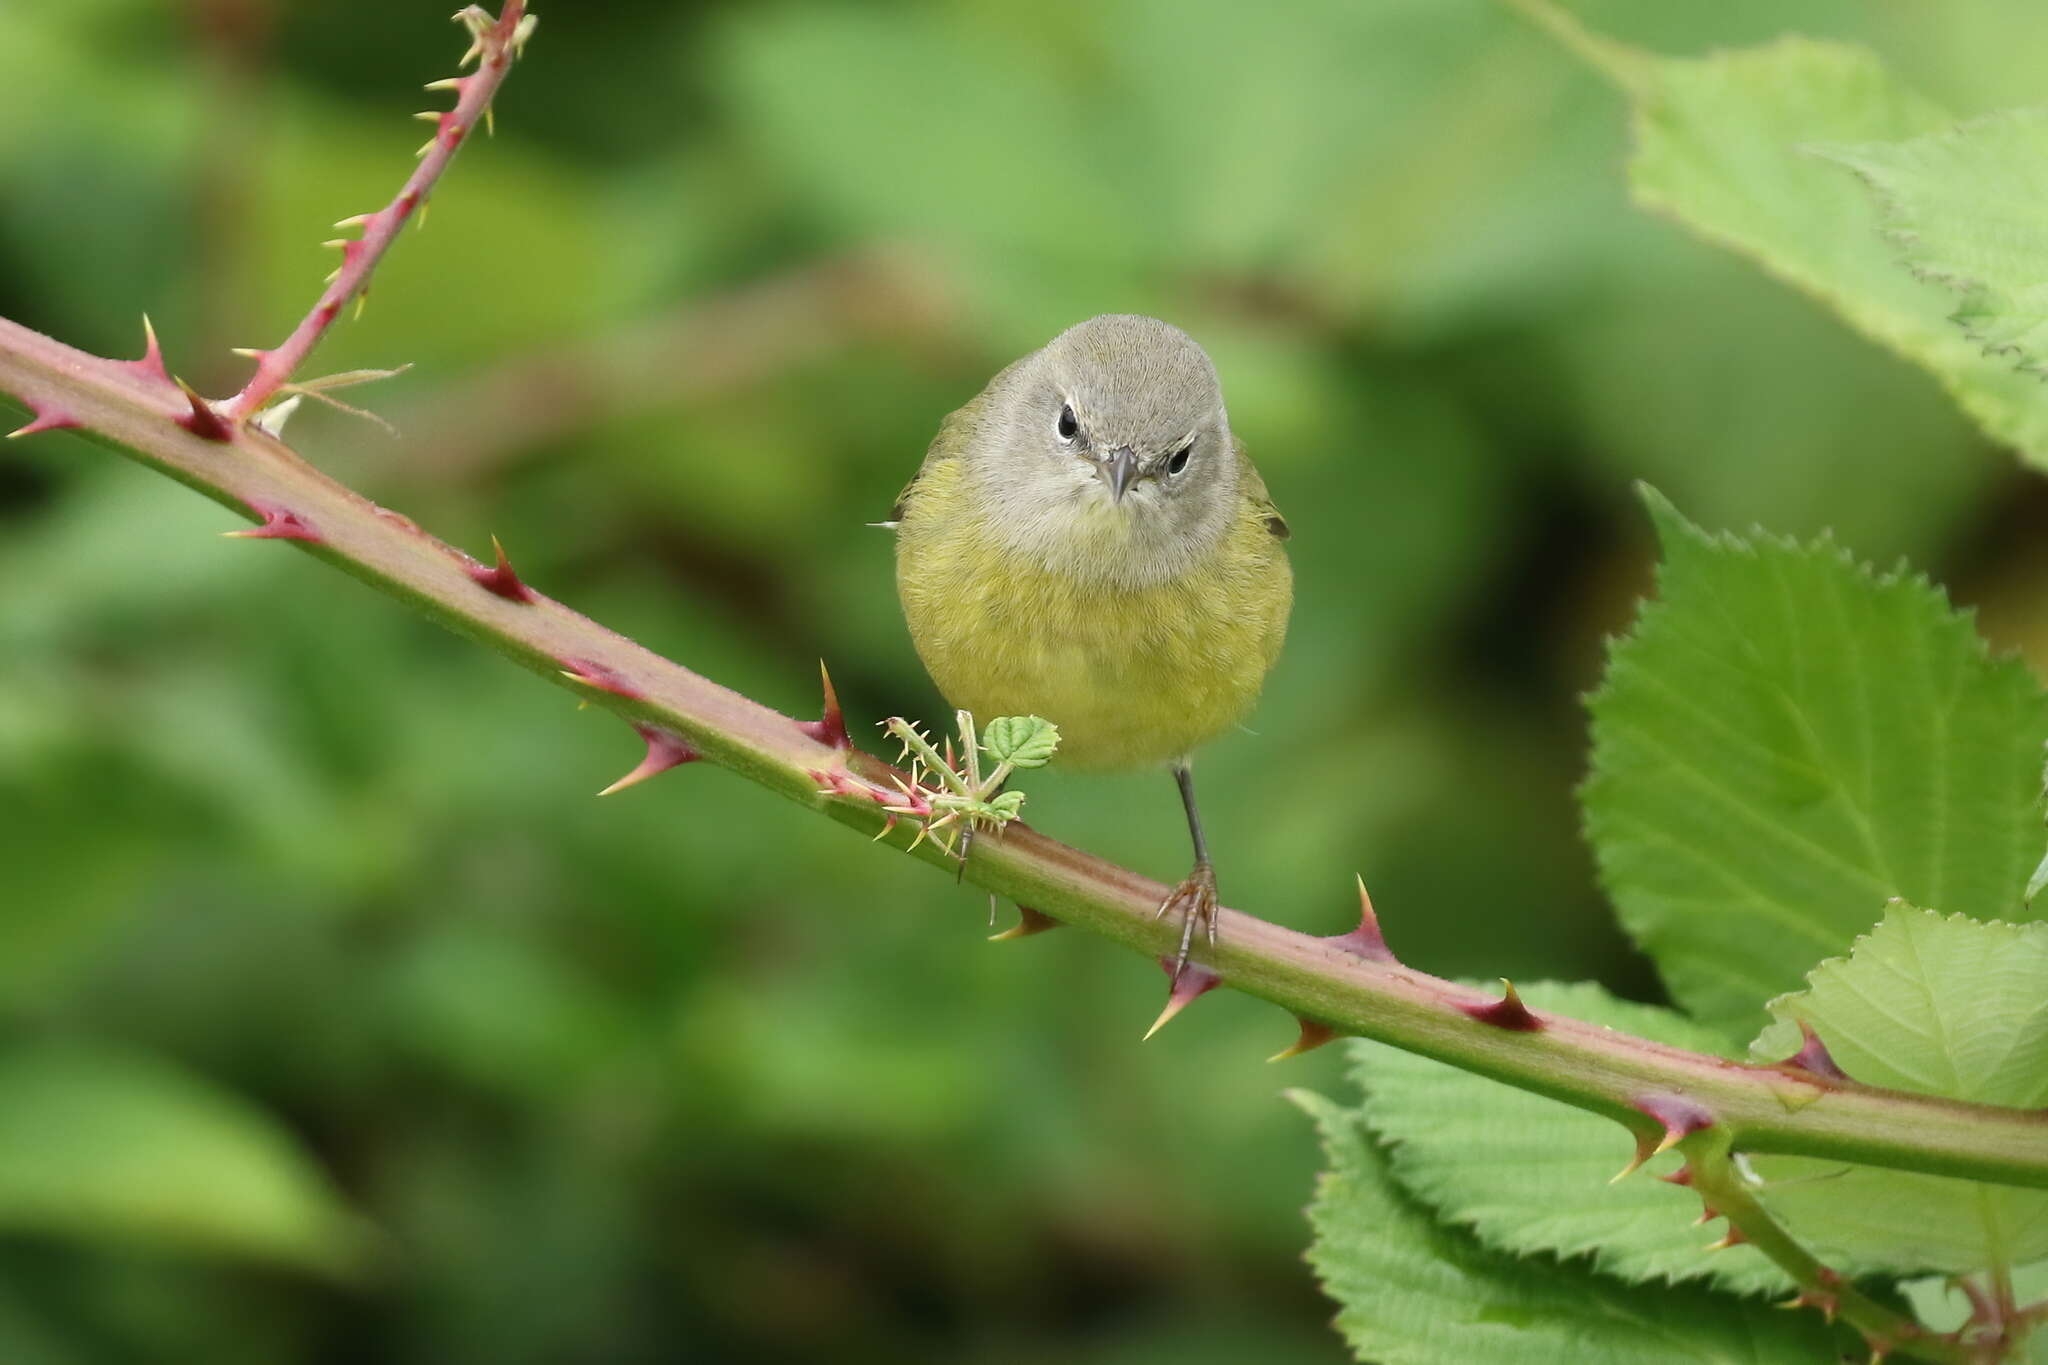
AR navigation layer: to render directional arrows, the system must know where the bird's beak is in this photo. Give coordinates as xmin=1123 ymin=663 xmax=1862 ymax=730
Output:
xmin=1100 ymin=446 xmax=1139 ymax=504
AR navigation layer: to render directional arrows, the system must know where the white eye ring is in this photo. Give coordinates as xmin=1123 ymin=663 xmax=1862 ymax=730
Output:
xmin=1056 ymin=403 xmax=1078 ymax=442
xmin=1166 ymin=441 xmax=1193 ymax=475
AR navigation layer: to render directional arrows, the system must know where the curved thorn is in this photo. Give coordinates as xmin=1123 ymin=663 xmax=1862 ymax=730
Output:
xmin=597 ymin=723 xmax=698 ymax=796
xmin=1776 ymin=1018 xmax=1850 ymax=1082
xmin=1143 ymin=959 xmax=1221 ymax=1041
xmin=1457 ymin=978 xmax=1541 ymax=1031
xmin=7 ymin=403 xmax=80 ymax=439
xmin=1325 ymin=873 xmax=1398 ymax=963
xmin=797 ymin=660 xmax=850 ymax=750
xmin=988 ymin=905 xmax=1060 ymax=942
xmin=467 ymin=534 xmax=538 ymax=602
xmin=1611 ymin=1095 xmax=1714 ymax=1183
xmin=122 ymin=314 xmax=172 ymax=386
xmin=174 ymin=381 xmax=232 ymax=441
xmin=557 ymin=657 xmax=642 ymax=700
xmin=222 ymin=498 xmax=319 ymax=541
xmin=1268 ymin=1017 xmax=1340 ymax=1063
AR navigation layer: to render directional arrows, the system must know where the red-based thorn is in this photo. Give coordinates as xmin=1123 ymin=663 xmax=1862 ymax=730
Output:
xmin=223 ymin=499 xmax=319 ymax=541
xmin=1779 ymin=1267 xmax=1843 ymax=1324
xmin=1143 ymin=959 xmax=1222 ymax=1041
xmin=1268 ymin=1017 xmax=1340 ymax=1063
xmin=598 ymin=723 xmax=698 ymax=797
xmin=810 ymin=766 xmax=873 ymax=800
xmin=1612 ymin=1093 xmax=1715 ymax=1182
xmin=468 ymin=535 xmax=538 ymax=603
xmin=1324 ymin=873 xmax=1398 ymax=963
xmin=1776 ymin=1018 xmax=1849 ymax=1082
xmin=558 ymin=657 xmax=643 ymax=700
xmin=1705 ymin=1226 xmax=1747 ymax=1251
xmin=797 ymin=660 xmax=851 ymax=750
xmin=175 ymin=382 xmax=232 ymax=441
xmin=1691 ymin=1204 xmax=1722 ymax=1227
xmin=1457 ymin=978 xmax=1541 ymax=1031
xmin=7 ymin=403 xmax=80 ymax=439
xmin=121 ymin=315 xmax=173 ymax=387
xmin=988 ymin=905 xmax=1060 ymax=942
xmin=1656 ymin=1164 xmax=1695 ymax=1187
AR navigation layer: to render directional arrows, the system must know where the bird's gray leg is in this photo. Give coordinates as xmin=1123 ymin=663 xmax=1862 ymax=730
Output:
xmin=1154 ymin=761 xmax=1219 ymax=983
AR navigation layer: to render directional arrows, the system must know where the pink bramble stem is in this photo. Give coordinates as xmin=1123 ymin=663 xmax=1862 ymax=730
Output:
xmin=218 ymin=2 xmax=534 ymax=425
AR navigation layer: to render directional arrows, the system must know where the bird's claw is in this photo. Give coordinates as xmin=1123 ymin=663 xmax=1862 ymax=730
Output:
xmin=1154 ymin=861 xmax=1218 ymax=985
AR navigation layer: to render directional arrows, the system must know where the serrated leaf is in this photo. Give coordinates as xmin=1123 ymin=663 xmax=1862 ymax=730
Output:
xmin=1584 ymin=489 xmax=2048 ymax=1035
xmin=1818 ymin=109 xmax=2048 ymax=373
xmin=1744 ymin=908 xmax=2048 ymax=1277
xmin=1355 ymin=980 xmax=1790 ymax=1298
xmin=0 ymin=1042 xmax=367 ymax=1278
xmin=980 ymin=715 xmax=1060 ymax=770
xmin=1534 ymin=12 xmax=2048 ymax=464
xmin=1297 ymin=1088 xmax=1849 ymax=1365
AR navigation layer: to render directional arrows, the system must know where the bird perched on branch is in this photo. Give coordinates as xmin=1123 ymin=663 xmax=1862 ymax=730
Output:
xmin=891 ymin=314 xmax=1292 ymax=979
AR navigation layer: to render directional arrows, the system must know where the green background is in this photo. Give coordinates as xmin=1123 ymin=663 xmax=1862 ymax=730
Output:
xmin=3 ymin=1 xmax=2046 ymax=1360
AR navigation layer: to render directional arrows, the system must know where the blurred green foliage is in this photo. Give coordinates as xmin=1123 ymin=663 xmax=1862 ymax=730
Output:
xmin=5 ymin=1 xmax=2048 ymax=1360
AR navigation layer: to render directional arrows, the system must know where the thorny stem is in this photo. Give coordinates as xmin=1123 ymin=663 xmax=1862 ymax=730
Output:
xmin=1681 ymin=1133 xmax=1969 ymax=1363
xmin=4 ymin=10 xmax=2048 ymax=1359
xmin=217 ymin=2 xmax=532 ymax=424
xmin=890 ymin=718 xmax=970 ymax=800
xmin=6 ymin=300 xmax=2048 ymax=1225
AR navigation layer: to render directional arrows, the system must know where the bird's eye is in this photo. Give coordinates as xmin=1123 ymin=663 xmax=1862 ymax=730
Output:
xmin=1166 ymin=442 xmax=1193 ymax=475
xmin=1057 ymin=404 xmax=1078 ymax=441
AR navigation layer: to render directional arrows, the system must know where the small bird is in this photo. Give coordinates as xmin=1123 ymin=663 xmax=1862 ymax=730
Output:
xmin=891 ymin=314 xmax=1292 ymax=979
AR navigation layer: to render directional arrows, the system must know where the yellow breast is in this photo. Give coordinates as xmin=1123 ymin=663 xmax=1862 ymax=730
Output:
xmin=895 ymin=457 xmax=1291 ymax=772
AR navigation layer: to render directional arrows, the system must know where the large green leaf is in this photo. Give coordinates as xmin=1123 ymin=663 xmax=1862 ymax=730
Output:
xmin=1524 ymin=6 xmax=2048 ymax=464
xmin=1744 ymin=908 xmax=2048 ymax=1276
xmin=0 ymin=1042 xmax=368 ymax=1277
xmin=1355 ymin=981 xmax=1789 ymax=1297
xmin=1819 ymin=108 xmax=2048 ymax=373
xmin=1583 ymin=490 xmax=2047 ymax=1035
xmin=1297 ymin=1088 xmax=1849 ymax=1365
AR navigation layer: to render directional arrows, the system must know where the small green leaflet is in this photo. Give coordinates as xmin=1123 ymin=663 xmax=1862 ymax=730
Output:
xmin=979 ymin=715 xmax=1060 ymax=770
xmin=1351 ymin=981 xmax=1789 ymax=1298
xmin=1746 ymin=907 xmax=2048 ymax=1277
xmin=1295 ymin=1088 xmax=1848 ymax=1365
xmin=1818 ymin=108 xmax=2048 ymax=376
xmin=1583 ymin=490 xmax=2047 ymax=1036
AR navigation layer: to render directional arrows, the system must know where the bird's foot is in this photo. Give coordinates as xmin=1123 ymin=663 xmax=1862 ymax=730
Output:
xmin=1153 ymin=861 xmax=1218 ymax=985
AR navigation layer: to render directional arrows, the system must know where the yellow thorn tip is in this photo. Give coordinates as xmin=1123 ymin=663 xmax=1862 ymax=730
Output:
xmin=1142 ymin=996 xmax=1191 ymax=1042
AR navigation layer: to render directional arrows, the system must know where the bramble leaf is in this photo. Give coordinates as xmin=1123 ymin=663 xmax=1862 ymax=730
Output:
xmin=1297 ymin=1087 xmax=1848 ymax=1364
xmin=1354 ymin=980 xmax=1789 ymax=1297
xmin=1527 ymin=8 xmax=2048 ymax=465
xmin=1584 ymin=490 xmax=2047 ymax=1035
xmin=1745 ymin=907 xmax=2048 ymax=1276
xmin=1819 ymin=109 xmax=2048 ymax=375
